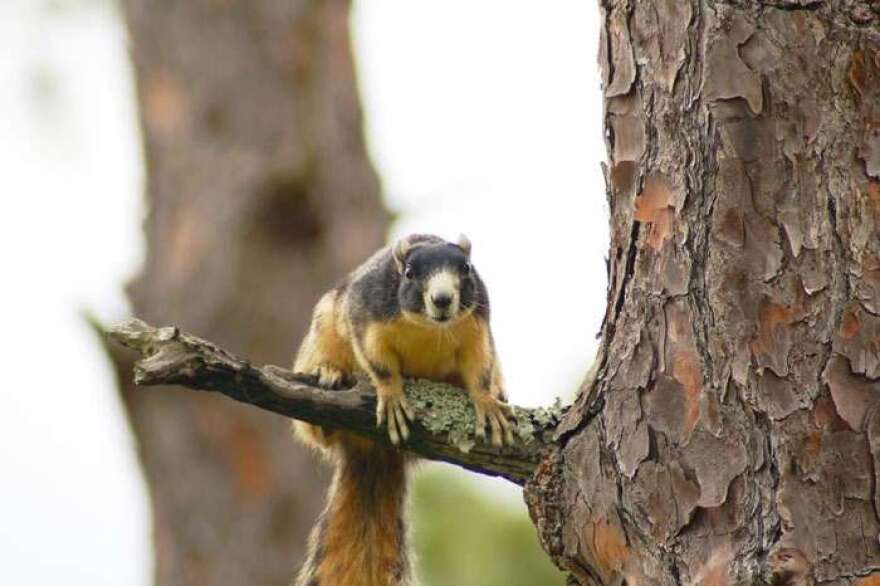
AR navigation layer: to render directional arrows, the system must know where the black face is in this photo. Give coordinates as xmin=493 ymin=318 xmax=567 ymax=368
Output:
xmin=398 ymin=243 xmax=476 ymax=324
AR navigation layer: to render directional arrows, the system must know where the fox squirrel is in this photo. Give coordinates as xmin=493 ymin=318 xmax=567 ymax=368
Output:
xmin=292 ymin=233 xmax=513 ymax=586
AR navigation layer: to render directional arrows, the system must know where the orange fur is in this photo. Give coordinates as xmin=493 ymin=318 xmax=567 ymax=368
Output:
xmin=294 ymin=290 xmax=355 ymax=377
xmin=366 ymin=313 xmax=482 ymax=381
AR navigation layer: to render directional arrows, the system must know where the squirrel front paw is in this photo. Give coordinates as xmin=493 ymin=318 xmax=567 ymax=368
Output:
xmin=471 ymin=394 xmax=514 ymax=447
xmin=376 ymin=390 xmax=415 ymax=445
xmin=314 ymin=363 xmax=349 ymax=390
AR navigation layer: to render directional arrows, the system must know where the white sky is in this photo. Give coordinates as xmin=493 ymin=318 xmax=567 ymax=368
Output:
xmin=0 ymin=1 xmax=604 ymax=584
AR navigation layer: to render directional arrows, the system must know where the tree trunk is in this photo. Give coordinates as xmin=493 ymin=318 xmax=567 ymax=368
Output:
xmin=526 ymin=2 xmax=880 ymax=584
xmin=114 ymin=0 xmax=388 ymax=584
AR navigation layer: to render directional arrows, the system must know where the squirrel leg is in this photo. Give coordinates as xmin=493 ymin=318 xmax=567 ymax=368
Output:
xmin=352 ymin=331 xmax=414 ymax=445
xmin=458 ymin=325 xmax=514 ymax=447
xmin=292 ymin=290 xmax=355 ymax=452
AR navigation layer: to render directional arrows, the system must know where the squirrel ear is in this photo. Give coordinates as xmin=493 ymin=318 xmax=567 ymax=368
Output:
xmin=393 ymin=237 xmax=412 ymax=271
xmin=456 ymin=234 xmax=472 ymax=257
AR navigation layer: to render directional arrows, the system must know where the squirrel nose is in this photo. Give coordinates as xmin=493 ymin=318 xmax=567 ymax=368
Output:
xmin=431 ymin=293 xmax=452 ymax=310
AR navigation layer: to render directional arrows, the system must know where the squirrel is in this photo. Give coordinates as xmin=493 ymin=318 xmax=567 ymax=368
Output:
xmin=291 ymin=233 xmax=514 ymax=586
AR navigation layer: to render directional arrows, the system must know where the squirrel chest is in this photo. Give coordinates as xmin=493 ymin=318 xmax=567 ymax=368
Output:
xmin=363 ymin=314 xmax=481 ymax=381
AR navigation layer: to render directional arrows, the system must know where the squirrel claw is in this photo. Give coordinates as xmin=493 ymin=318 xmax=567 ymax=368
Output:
xmin=377 ymin=393 xmax=413 ymax=445
xmin=472 ymin=395 xmax=514 ymax=447
xmin=316 ymin=364 xmax=346 ymax=390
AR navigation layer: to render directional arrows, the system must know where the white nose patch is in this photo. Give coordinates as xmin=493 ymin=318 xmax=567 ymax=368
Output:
xmin=424 ymin=269 xmax=460 ymax=317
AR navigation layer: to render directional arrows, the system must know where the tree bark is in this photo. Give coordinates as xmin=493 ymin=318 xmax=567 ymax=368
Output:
xmin=526 ymin=2 xmax=880 ymax=584
xmin=114 ymin=0 xmax=388 ymax=584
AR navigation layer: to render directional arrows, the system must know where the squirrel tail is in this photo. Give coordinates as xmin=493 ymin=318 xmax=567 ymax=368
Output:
xmin=294 ymin=434 xmax=414 ymax=586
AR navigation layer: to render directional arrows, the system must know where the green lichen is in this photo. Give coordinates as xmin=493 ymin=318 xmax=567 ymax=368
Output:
xmin=406 ymin=379 xmax=478 ymax=453
xmin=511 ymin=397 xmax=565 ymax=445
xmin=404 ymin=379 xmax=566 ymax=453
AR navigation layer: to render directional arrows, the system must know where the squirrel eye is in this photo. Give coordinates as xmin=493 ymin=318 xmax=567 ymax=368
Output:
xmin=461 ymin=262 xmax=471 ymax=274
xmin=404 ymin=265 xmax=414 ymax=279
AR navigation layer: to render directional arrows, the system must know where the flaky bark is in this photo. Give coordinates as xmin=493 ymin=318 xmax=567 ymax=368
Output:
xmin=526 ymin=2 xmax=880 ymax=584
xmin=109 ymin=318 xmax=557 ymax=485
xmin=114 ymin=0 xmax=388 ymax=584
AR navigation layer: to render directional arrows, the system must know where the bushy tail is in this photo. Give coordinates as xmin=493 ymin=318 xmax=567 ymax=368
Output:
xmin=295 ymin=435 xmax=413 ymax=586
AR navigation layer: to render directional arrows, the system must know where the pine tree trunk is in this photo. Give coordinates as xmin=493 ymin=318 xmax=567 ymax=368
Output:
xmin=113 ymin=1 xmax=388 ymax=584
xmin=526 ymin=2 xmax=880 ymax=584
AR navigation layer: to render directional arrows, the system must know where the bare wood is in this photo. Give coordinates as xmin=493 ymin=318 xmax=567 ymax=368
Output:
xmin=108 ymin=318 xmax=558 ymax=485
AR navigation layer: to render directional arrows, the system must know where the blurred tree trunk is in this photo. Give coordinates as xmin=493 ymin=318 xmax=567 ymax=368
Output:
xmin=527 ymin=2 xmax=880 ymax=584
xmin=113 ymin=1 xmax=388 ymax=584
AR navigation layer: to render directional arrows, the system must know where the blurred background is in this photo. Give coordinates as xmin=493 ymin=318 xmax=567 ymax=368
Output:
xmin=0 ymin=1 xmax=605 ymax=584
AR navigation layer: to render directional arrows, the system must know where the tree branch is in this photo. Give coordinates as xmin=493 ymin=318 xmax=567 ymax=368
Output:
xmin=108 ymin=318 xmax=560 ymax=485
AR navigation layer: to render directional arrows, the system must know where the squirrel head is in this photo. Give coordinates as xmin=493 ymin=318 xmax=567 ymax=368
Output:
xmin=393 ymin=234 xmax=477 ymax=327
